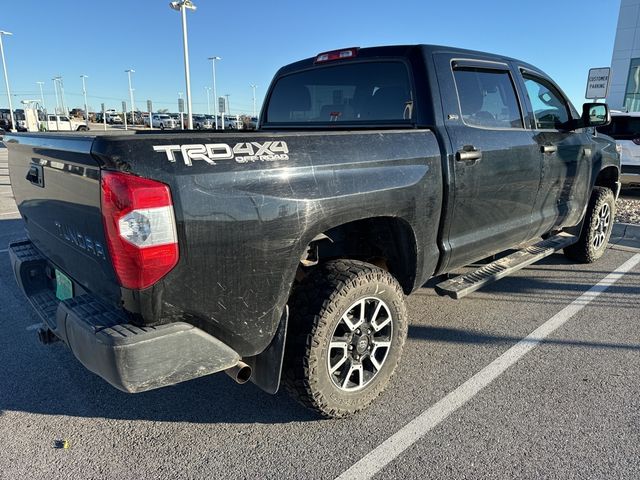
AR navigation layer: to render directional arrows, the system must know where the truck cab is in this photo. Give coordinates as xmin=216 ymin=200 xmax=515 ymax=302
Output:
xmin=45 ymin=114 xmax=88 ymax=131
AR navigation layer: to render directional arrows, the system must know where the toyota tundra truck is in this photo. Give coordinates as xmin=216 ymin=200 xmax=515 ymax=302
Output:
xmin=6 ymin=45 xmax=620 ymax=418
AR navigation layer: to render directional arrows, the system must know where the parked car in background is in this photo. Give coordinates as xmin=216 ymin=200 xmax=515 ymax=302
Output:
xmin=149 ymin=113 xmax=178 ymax=130
xmin=107 ymin=113 xmax=123 ymax=125
xmin=597 ymin=111 xmax=640 ymax=186
xmin=223 ymin=116 xmax=242 ymax=129
xmin=45 ymin=114 xmax=88 ymax=131
xmin=192 ymin=114 xmax=213 ymax=129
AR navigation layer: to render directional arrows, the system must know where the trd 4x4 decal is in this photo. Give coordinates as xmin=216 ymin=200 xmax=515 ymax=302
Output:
xmin=153 ymin=141 xmax=290 ymax=166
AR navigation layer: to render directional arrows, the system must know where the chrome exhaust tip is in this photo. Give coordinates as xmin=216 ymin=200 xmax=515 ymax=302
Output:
xmin=225 ymin=361 xmax=252 ymax=384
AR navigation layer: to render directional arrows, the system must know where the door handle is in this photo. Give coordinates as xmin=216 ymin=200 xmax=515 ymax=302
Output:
xmin=26 ymin=165 xmax=44 ymax=187
xmin=456 ymin=148 xmax=482 ymax=163
xmin=541 ymin=145 xmax=557 ymax=154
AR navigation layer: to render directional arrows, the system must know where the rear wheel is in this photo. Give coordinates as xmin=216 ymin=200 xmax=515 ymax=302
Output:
xmin=564 ymin=186 xmax=615 ymax=263
xmin=283 ymin=259 xmax=408 ymax=418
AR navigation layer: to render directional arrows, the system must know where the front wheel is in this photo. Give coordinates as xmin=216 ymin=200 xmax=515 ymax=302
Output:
xmin=564 ymin=186 xmax=615 ymax=263
xmin=283 ymin=259 xmax=408 ymax=418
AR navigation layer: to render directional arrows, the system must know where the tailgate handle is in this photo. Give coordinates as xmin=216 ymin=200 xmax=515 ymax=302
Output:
xmin=26 ymin=165 xmax=44 ymax=187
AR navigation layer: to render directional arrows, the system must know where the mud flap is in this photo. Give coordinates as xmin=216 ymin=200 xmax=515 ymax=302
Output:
xmin=245 ymin=305 xmax=288 ymax=394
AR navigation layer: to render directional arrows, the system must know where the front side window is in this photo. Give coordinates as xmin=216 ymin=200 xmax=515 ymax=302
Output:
xmin=453 ymin=68 xmax=523 ymax=129
xmin=523 ymin=76 xmax=569 ymax=130
xmin=265 ymin=61 xmax=413 ymax=125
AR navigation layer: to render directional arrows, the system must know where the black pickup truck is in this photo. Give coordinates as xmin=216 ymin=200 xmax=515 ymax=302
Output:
xmin=6 ymin=45 xmax=619 ymax=418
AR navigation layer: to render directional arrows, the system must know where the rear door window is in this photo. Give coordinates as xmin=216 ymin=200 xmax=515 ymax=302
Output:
xmin=265 ymin=61 xmax=413 ymax=125
xmin=452 ymin=67 xmax=523 ymax=129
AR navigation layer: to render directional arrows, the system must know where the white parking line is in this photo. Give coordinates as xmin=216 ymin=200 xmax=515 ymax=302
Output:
xmin=0 ymin=248 xmax=7 ymax=254
xmin=25 ymin=323 xmax=42 ymax=331
xmin=336 ymin=253 xmax=640 ymax=480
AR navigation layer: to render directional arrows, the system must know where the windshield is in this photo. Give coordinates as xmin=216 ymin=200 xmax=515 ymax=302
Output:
xmin=265 ymin=61 xmax=413 ymax=125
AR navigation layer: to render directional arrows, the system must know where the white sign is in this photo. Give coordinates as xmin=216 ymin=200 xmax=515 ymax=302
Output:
xmin=585 ymin=67 xmax=611 ymax=99
xmin=218 ymin=97 xmax=226 ymax=114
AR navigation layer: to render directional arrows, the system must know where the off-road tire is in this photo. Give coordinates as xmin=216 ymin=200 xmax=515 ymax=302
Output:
xmin=564 ymin=186 xmax=615 ymax=263
xmin=283 ymin=259 xmax=408 ymax=418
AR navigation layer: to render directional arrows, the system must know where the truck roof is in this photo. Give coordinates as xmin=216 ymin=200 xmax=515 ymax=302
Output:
xmin=275 ymin=44 xmax=543 ymax=77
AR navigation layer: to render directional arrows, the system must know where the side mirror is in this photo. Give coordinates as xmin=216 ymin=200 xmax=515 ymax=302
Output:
xmin=581 ymin=102 xmax=610 ymax=128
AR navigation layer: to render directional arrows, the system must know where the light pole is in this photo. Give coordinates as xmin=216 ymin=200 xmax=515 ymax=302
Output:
xmin=205 ymin=86 xmax=211 ymax=115
xmin=178 ymin=91 xmax=184 ymax=129
xmin=125 ymin=69 xmax=135 ymax=124
xmin=80 ymin=75 xmax=89 ymax=126
xmin=225 ymin=94 xmax=231 ymax=116
xmin=0 ymin=31 xmax=15 ymax=132
xmin=52 ymin=77 xmax=60 ymax=114
xmin=170 ymin=0 xmax=196 ymax=130
xmin=208 ymin=56 xmax=221 ymax=129
xmin=36 ymin=81 xmax=46 ymax=113
xmin=55 ymin=76 xmax=67 ymax=116
xmin=250 ymin=84 xmax=257 ymax=118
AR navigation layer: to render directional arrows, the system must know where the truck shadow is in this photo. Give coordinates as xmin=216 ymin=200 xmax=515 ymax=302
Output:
xmin=408 ymin=325 xmax=640 ymax=351
xmin=0 ymin=338 xmax=319 ymax=423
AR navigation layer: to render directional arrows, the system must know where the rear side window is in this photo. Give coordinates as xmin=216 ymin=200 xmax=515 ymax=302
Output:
xmin=265 ymin=61 xmax=413 ymax=125
xmin=453 ymin=68 xmax=523 ymax=129
xmin=523 ymin=76 xmax=570 ymax=130
xmin=597 ymin=116 xmax=640 ymax=139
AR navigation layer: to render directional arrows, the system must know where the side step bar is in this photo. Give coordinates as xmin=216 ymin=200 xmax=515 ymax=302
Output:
xmin=435 ymin=233 xmax=578 ymax=299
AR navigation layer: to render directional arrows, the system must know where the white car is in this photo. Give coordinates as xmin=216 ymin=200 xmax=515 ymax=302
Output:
xmin=107 ymin=113 xmax=123 ymax=124
xmin=149 ymin=114 xmax=178 ymax=130
xmin=597 ymin=111 xmax=640 ymax=186
xmin=223 ymin=117 xmax=242 ymax=130
xmin=46 ymin=114 xmax=89 ymax=131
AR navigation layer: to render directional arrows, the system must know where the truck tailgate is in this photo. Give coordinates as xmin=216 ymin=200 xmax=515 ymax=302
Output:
xmin=6 ymin=134 xmax=120 ymax=305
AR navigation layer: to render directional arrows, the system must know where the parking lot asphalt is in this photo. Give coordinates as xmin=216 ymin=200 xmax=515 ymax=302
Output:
xmin=0 ymin=145 xmax=639 ymax=480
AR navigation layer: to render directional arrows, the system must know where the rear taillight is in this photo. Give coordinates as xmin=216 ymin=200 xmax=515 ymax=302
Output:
xmin=101 ymin=171 xmax=178 ymax=290
xmin=315 ymin=47 xmax=359 ymax=63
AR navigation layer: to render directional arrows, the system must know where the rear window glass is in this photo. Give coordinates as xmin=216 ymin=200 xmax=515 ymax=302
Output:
xmin=597 ymin=115 xmax=640 ymax=139
xmin=265 ymin=61 xmax=413 ymax=124
xmin=453 ymin=68 xmax=523 ymax=129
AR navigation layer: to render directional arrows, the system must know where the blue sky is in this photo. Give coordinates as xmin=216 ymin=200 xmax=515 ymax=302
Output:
xmin=1 ymin=0 xmax=621 ymax=115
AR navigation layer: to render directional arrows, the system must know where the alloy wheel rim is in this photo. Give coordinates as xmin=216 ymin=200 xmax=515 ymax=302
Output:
xmin=327 ymin=297 xmax=393 ymax=392
xmin=592 ymin=202 xmax=611 ymax=250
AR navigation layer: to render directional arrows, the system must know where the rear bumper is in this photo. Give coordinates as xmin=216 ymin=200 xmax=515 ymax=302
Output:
xmin=9 ymin=240 xmax=241 ymax=393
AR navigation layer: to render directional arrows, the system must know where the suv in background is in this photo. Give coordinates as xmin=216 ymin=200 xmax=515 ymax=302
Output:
xmin=597 ymin=111 xmax=640 ymax=186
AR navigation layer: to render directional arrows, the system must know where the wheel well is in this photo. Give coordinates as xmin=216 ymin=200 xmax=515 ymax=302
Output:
xmin=594 ymin=166 xmax=619 ymax=193
xmin=304 ymin=217 xmax=418 ymax=294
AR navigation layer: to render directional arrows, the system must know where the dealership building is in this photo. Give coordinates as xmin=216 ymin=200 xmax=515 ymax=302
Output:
xmin=609 ymin=0 xmax=640 ymax=111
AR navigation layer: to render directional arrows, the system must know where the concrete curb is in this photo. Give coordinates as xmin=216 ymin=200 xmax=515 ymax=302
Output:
xmin=610 ymin=222 xmax=640 ymax=250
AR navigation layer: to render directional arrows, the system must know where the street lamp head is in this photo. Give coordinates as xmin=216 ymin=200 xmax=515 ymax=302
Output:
xmin=0 ymin=31 xmax=13 ymax=36
xmin=125 ymin=69 xmax=135 ymax=73
xmin=80 ymin=74 xmax=88 ymax=78
xmin=208 ymin=56 xmax=222 ymax=61
xmin=170 ymin=1 xmax=196 ymax=11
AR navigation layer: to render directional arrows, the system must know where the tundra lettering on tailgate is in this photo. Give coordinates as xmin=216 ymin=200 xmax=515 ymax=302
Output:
xmin=152 ymin=141 xmax=290 ymax=166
